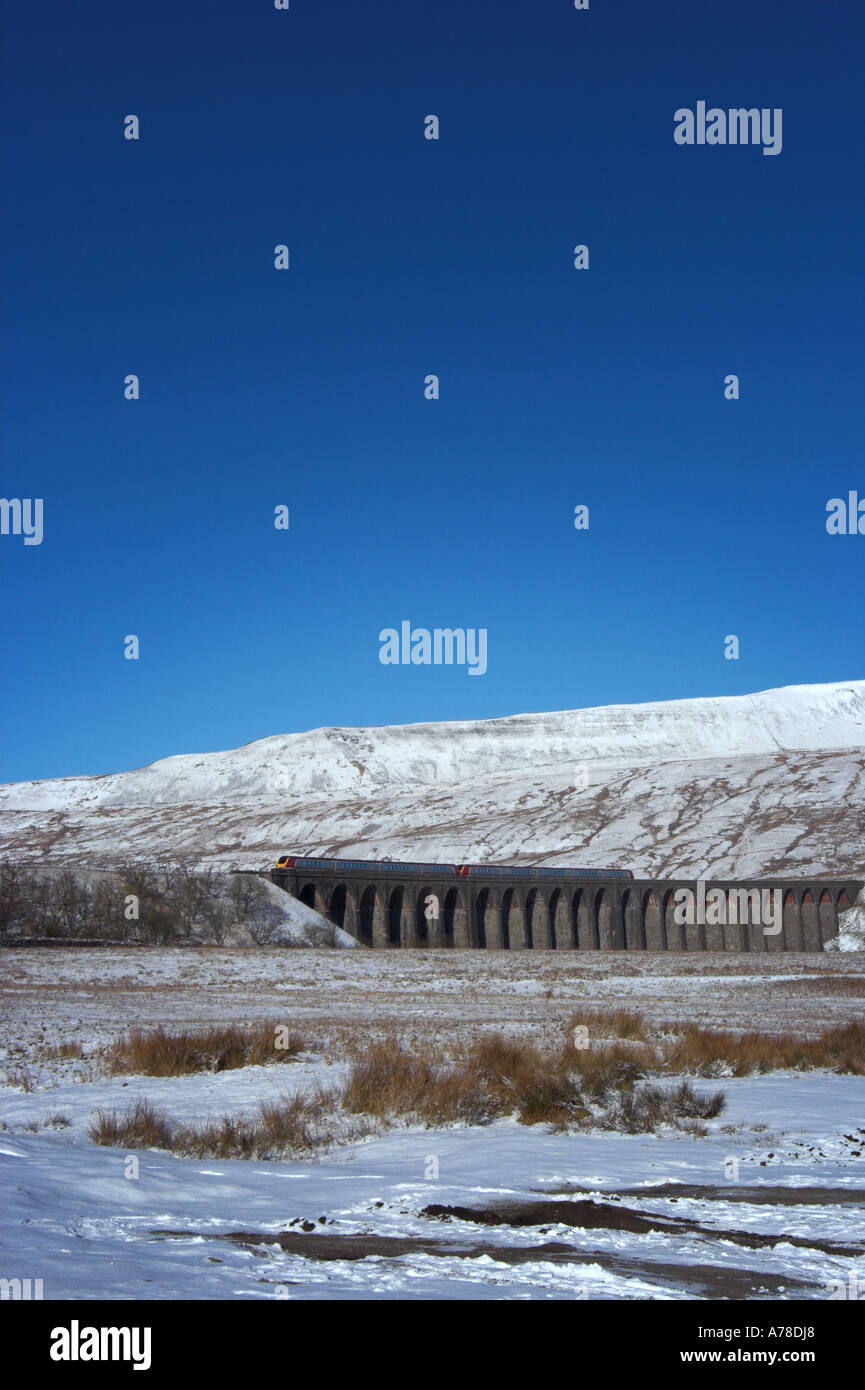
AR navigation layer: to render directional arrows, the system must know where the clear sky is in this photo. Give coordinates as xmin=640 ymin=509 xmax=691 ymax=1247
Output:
xmin=1 ymin=0 xmax=863 ymax=784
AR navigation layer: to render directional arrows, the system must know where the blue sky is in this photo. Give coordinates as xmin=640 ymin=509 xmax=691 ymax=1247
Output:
xmin=1 ymin=0 xmax=863 ymax=783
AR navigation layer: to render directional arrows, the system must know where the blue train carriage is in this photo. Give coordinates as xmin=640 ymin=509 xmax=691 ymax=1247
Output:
xmin=455 ymin=863 xmax=633 ymax=879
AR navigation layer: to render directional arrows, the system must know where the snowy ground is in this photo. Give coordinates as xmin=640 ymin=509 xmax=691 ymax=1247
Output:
xmin=2 ymin=948 xmax=864 ymax=1064
xmin=1 ymin=950 xmax=864 ymax=1301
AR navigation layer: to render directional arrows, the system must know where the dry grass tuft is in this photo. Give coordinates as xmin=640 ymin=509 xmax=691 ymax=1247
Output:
xmin=662 ymin=1021 xmax=865 ymax=1076
xmin=341 ymin=1040 xmax=501 ymax=1127
xmin=45 ymin=1041 xmax=85 ymax=1060
xmin=88 ymin=1086 xmax=344 ymax=1159
xmin=789 ymin=977 xmax=865 ymax=996
xmin=88 ymin=1098 xmax=173 ymax=1149
xmin=5 ymin=1066 xmax=36 ymax=1092
xmin=569 ymin=1008 xmax=648 ymax=1041
xmin=107 ymin=1022 xmax=306 ymax=1077
xmin=84 ymin=1016 xmax=864 ymax=1160
xmin=341 ymin=1040 xmax=436 ymax=1118
xmin=603 ymin=1079 xmax=726 ymax=1134
xmin=339 ymin=1032 xmax=723 ymax=1132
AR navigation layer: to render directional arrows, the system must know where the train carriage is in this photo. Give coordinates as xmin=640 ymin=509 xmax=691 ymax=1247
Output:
xmin=275 ymin=854 xmax=633 ymax=879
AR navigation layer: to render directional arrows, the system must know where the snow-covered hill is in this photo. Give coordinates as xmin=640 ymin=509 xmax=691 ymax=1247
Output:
xmin=1 ymin=681 xmax=863 ymax=878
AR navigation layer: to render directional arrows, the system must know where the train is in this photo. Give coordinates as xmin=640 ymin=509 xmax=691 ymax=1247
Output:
xmin=274 ymin=854 xmax=634 ymax=880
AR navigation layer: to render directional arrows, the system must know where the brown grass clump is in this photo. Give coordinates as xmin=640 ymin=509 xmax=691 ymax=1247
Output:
xmin=464 ymin=1032 xmax=531 ymax=1084
xmin=561 ymin=1040 xmax=656 ymax=1098
xmin=88 ymin=1086 xmax=341 ymax=1159
xmin=107 ymin=1022 xmax=306 ymax=1077
xmin=340 ymin=1040 xmax=501 ymax=1127
xmin=341 ymin=1041 xmax=438 ymax=1118
xmin=85 ymin=1028 xmax=734 ymax=1158
xmin=662 ymin=1021 xmax=865 ymax=1077
xmin=569 ymin=1009 xmax=648 ymax=1042
xmin=176 ymin=1081 xmax=350 ymax=1159
xmin=460 ymin=1035 xmax=586 ymax=1127
xmin=45 ymin=1041 xmax=84 ymax=1060
xmin=173 ymin=1086 xmax=375 ymax=1160
xmin=338 ymin=1032 xmax=722 ymax=1133
xmin=791 ymin=977 xmax=865 ymax=996
xmin=5 ymin=1066 xmax=36 ymax=1092
xmin=81 ymin=1014 xmax=865 ymax=1160
xmin=511 ymin=1069 xmax=589 ymax=1128
xmin=88 ymin=1098 xmax=173 ymax=1150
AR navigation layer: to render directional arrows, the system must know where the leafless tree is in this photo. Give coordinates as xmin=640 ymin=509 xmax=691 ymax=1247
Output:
xmin=0 ymin=861 xmax=36 ymax=939
xmin=89 ymin=877 xmax=122 ymax=941
xmin=50 ymin=870 xmax=90 ymax=938
xmin=229 ymin=874 xmax=284 ymax=944
xmin=119 ymin=861 xmax=176 ymax=944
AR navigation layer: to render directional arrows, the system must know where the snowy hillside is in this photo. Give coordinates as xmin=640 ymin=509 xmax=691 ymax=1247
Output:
xmin=0 ymin=681 xmax=863 ymax=878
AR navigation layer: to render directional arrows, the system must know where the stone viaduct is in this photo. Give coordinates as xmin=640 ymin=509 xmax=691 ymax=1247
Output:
xmin=270 ymin=862 xmax=863 ymax=952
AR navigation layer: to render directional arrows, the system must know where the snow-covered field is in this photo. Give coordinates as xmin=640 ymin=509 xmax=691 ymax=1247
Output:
xmin=1 ymin=680 xmax=863 ymax=878
xmin=2 ymin=949 xmax=864 ymax=1301
xmin=2 ymin=680 xmax=862 ymax=1300
xmin=3 ymin=1077 xmax=864 ymax=1301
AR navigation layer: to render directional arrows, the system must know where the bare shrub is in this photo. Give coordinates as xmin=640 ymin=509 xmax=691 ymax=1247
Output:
xmin=200 ymin=892 xmax=234 ymax=945
xmin=51 ymin=870 xmax=91 ymax=938
xmin=88 ymin=877 xmax=123 ymax=941
xmin=304 ymin=920 xmax=343 ymax=948
xmin=603 ymin=1080 xmax=726 ymax=1134
xmin=668 ymin=1078 xmax=726 ymax=1119
xmin=118 ymin=862 xmax=176 ymax=944
xmin=229 ymin=875 xmax=285 ymax=944
xmin=678 ymin=1119 xmax=710 ymax=1138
